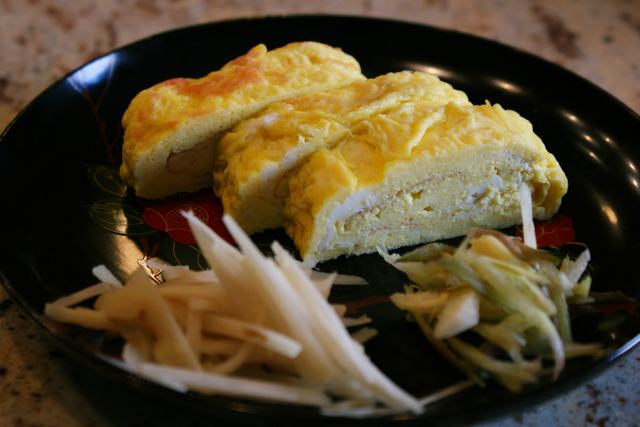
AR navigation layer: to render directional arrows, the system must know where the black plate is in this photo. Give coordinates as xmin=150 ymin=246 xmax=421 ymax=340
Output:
xmin=1 ymin=15 xmax=640 ymax=426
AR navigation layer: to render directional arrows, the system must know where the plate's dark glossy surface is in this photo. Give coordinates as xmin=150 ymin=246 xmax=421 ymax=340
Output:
xmin=1 ymin=15 xmax=640 ymax=426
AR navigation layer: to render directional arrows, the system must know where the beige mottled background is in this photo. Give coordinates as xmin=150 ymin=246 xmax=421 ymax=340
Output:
xmin=1 ymin=1 xmax=639 ymax=427
xmin=1 ymin=0 xmax=639 ymax=131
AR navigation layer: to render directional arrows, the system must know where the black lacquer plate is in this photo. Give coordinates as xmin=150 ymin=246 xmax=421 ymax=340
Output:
xmin=1 ymin=15 xmax=640 ymax=426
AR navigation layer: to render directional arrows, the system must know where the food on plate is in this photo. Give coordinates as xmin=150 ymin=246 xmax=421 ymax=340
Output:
xmin=44 ymin=213 xmax=423 ymax=416
xmin=118 ymin=39 xmax=568 ymax=267
xmin=284 ymin=101 xmax=567 ymax=266
xmin=120 ymin=42 xmax=364 ymax=199
xmin=383 ymin=186 xmax=608 ymax=391
xmin=214 ymin=71 xmax=470 ymax=234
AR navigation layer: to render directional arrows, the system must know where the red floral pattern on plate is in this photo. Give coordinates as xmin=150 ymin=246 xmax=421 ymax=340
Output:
xmin=139 ymin=190 xmax=233 ymax=245
xmin=139 ymin=185 xmax=576 ymax=252
xmin=517 ymin=214 xmax=576 ymax=247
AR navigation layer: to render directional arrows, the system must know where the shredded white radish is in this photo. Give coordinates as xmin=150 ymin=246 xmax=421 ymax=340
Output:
xmin=186 ymin=299 xmax=202 ymax=356
xmin=203 ymin=342 xmax=253 ymax=374
xmin=332 ymin=304 xmax=347 ymax=317
xmin=91 ymin=265 xmax=122 ymax=286
xmin=44 ymin=211 xmax=425 ymax=415
xmin=312 ymin=272 xmax=336 ymax=299
xmin=310 ymin=270 xmax=368 ymax=285
xmin=199 ymin=338 xmax=242 ymax=355
xmin=121 ymin=344 xmax=189 ymax=392
xmin=342 ymin=315 xmax=373 ymax=327
xmin=51 ymin=283 xmax=118 ymax=307
xmin=158 ymin=284 xmax=226 ymax=300
xmin=418 ymin=379 xmax=475 ymax=406
xmin=351 ymin=327 xmax=378 ymax=344
xmin=146 ymin=259 xmax=220 ymax=283
xmin=101 ymin=350 xmax=192 ymax=392
xmin=200 ymin=314 xmax=302 ymax=358
xmin=321 ymin=401 xmax=400 ymax=418
xmin=269 ymin=240 xmax=423 ymax=413
xmin=563 ymin=249 xmax=591 ymax=286
xmin=519 ymin=183 xmax=537 ymax=249
xmin=138 ymin=362 xmax=331 ymax=406
xmin=44 ymin=304 xmax=114 ymax=330
xmin=220 ymin=216 xmax=344 ymax=385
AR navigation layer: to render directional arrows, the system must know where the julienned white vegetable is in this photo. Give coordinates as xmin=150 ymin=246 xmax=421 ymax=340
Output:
xmin=562 ymin=249 xmax=591 ymax=286
xmin=519 ymin=183 xmax=536 ymax=249
xmin=138 ymin=362 xmax=333 ymax=406
xmin=91 ymin=265 xmax=123 ymax=287
xmin=44 ymin=212 xmax=423 ymax=416
xmin=220 ymin=216 xmax=421 ymax=413
xmin=386 ymin=185 xmax=603 ymax=392
xmin=434 ymin=289 xmax=479 ymax=339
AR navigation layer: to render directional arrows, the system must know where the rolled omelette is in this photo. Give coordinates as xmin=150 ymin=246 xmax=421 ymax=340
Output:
xmin=120 ymin=41 xmax=365 ymax=199
xmin=284 ymin=101 xmax=568 ymax=266
xmin=214 ymin=71 xmax=470 ymax=234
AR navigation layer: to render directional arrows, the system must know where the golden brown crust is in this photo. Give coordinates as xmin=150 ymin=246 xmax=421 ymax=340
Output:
xmin=120 ymin=42 xmax=364 ymax=199
xmin=284 ymin=101 xmax=568 ymax=265
xmin=213 ymin=71 xmax=470 ymax=233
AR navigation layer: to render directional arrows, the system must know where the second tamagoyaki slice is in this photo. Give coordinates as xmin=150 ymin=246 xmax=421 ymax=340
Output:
xmin=214 ymin=71 xmax=470 ymax=234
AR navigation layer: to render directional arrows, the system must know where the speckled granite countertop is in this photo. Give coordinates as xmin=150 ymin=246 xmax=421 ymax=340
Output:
xmin=1 ymin=1 xmax=639 ymax=426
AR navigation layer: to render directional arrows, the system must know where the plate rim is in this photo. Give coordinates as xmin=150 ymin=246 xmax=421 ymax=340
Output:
xmin=1 ymin=14 xmax=640 ymax=424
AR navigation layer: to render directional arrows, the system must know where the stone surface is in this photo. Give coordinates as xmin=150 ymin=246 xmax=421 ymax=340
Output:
xmin=1 ymin=1 xmax=639 ymax=426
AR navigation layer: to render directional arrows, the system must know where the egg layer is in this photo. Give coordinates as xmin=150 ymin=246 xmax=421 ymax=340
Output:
xmin=120 ymin=42 xmax=364 ymax=199
xmin=284 ymin=101 xmax=568 ymax=265
xmin=214 ymin=71 xmax=469 ymax=233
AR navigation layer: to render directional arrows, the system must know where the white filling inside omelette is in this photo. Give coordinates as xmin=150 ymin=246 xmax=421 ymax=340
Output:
xmin=316 ymin=154 xmax=535 ymax=257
